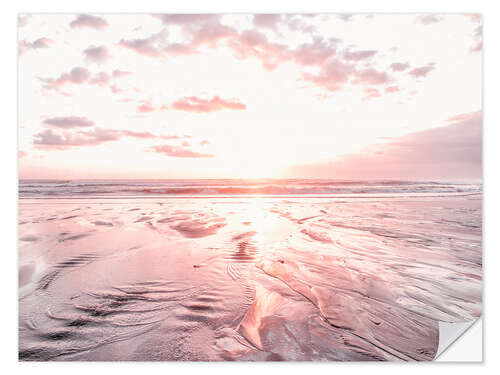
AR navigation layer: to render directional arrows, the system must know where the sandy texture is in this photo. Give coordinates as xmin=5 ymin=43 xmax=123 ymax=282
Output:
xmin=18 ymin=195 xmax=482 ymax=361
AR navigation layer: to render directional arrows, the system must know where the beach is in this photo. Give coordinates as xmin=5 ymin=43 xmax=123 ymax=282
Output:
xmin=18 ymin=181 xmax=482 ymax=361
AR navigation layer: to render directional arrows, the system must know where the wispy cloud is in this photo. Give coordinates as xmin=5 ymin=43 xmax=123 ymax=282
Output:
xmin=408 ymin=64 xmax=436 ymax=79
xmin=70 ymin=14 xmax=108 ymax=30
xmin=43 ymin=116 xmax=94 ymax=129
xmin=39 ymin=66 xmax=91 ymax=91
xmin=171 ymin=96 xmax=247 ymax=113
xmin=19 ymin=37 xmax=52 ymax=56
xmin=390 ymin=62 xmax=410 ymax=72
xmin=152 ymin=144 xmax=214 ymax=158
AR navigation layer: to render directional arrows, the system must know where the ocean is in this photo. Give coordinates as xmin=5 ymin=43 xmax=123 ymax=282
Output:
xmin=18 ymin=179 xmax=482 ymax=198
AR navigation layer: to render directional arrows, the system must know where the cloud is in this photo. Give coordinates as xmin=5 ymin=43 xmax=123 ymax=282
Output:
xmin=33 ymin=126 xmax=188 ymax=148
xmin=120 ymin=130 xmax=157 ymax=139
xmin=112 ymin=70 xmax=132 ymax=78
xmin=229 ymin=29 xmax=290 ymax=71
xmin=171 ymin=96 xmax=246 ymax=113
xmin=83 ymin=45 xmax=110 ymax=63
xmin=153 ymin=14 xmax=220 ymax=25
xmin=408 ymin=64 xmax=435 ymax=78
xmin=416 ymin=15 xmax=443 ymax=25
xmin=283 ymin=15 xmax=317 ymax=34
xmin=19 ymin=37 xmax=52 ymax=55
xmin=152 ymin=144 xmax=214 ymax=158
xmin=302 ymin=60 xmax=354 ymax=92
xmin=160 ymin=135 xmax=192 ymax=140
xmin=293 ymin=37 xmax=337 ymax=66
xmin=362 ymin=88 xmax=381 ymax=101
xmin=119 ymin=29 xmax=168 ymax=57
xmin=384 ymin=86 xmax=400 ymax=94
xmin=116 ymin=17 xmax=429 ymax=99
xmin=70 ymin=14 xmax=108 ymax=30
xmin=43 ymin=116 xmax=94 ymax=129
xmin=34 ymin=128 xmax=121 ymax=147
xmin=39 ymin=67 xmax=129 ymax=94
xmin=390 ymin=62 xmax=410 ymax=72
xmin=121 ymin=17 xmax=235 ymax=58
xmin=287 ymin=110 xmax=482 ymax=180
xmin=343 ymin=50 xmax=377 ymax=61
xmin=110 ymin=84 xmax=125 ymax=94
xmin=89 ymin=72 xmax=111 ymax=87
xmin=39 ymin=66 xmax=91 ymax=91
xmin=253 ymin=14 xmax=282 ymax=30
xmin=352 ymin=68 xmax=390 ymax=85
xmin=183 ymin=22 xmax=237 ymax=49
xmin=137 ymin=102 xmax=156 ymax=113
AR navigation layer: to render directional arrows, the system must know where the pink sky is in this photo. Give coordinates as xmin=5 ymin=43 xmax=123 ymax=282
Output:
xmin=18 ymin=14 xmax=482 ymax=180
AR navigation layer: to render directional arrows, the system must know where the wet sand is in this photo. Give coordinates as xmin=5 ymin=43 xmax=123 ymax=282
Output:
xmin=18 ymin=195 xmax=482 ymax=361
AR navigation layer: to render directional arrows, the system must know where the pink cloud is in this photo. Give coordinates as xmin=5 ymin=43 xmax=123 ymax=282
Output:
xmin=43 ymin=116 xmax=94 ymax=129
xmin=152 ymin=144 xmax=214 ymax=158
xmin=70 ymin=14 xmax=108 ymax=30
xmin=34 ymin=128 xmax=121 ymax=147
xmin=362 ymin=88 xmax=381 ymax=101
xmin=229 ymin=30 xmax=290 ymax=71
xmin=384 ymin=86 xmax=400 ymax=94
xmin=153 ymin=14 xmax=220 ymax=25
xmin=112 ymin=70 xmax=132 ymax=78
xmin=185 ymin=22 xmax=237 ymax=49
xmin=40 ymin=67 xmax=129 ymax=94
xmin=119 ymin=30 xmax=167 ymax=58
xmin=40 ymin=67 xmax=91 ymax=91
xmin=302 ymin=60 xmax=354 ymax=92
xmin=33 ymin=126 xmax=188 ymax=148
xmin=390 ymin=62 xmax=410 ymax=72
xmin=19 ymin=37 xmax=52 ymax=56
xmin=171 ymin=96 xmax=246 ymax=113
xmin=89 ymin=72 xmax=111 ymax=87
xmin=287 ymin=110 xmax=482 ymax=180
xmin=253 ymin=14 xmax=282 ymax=30
xmin=352 ymin=68 xmax=390 ymax=85
xmin=283 ymin=15 xmax=317 ymax=34
xmin=83 ymin=45 xmax=110 ymax=63
xmin=120 ymin=130 xmax=157 ymax=139
xmin=343 ymin=50 xmax=377 ymax=61
xmin=121 ymin=17 xmax=235 ymax=58
xmin=293 ymin=38 xmax=337 ymax=66
xmin=137 ymin=102 xmax=156 ymax=113
xmin=110 ymin=84 xmax=125 ymax=94
xmin=408 ymin=64 xmax=435 ymax=79
xmin=160 ymin=135 xmax=191 ymax=140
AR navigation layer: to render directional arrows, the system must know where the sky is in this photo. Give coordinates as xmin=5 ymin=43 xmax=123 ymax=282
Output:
xmin=18 ymin=13 xmax=482 ymax=180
